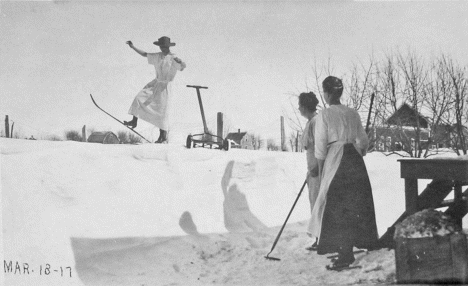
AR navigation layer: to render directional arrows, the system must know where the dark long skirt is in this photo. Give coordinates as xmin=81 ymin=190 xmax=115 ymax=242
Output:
xmin=317 ymin=143 xmax=379 ymax=255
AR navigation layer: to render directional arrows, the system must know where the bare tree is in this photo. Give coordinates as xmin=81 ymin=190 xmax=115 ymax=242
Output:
xmin=247 ymin=133 xmax=263 ymax=150
xmin=284 ymin=49 xmax=466 ymax=157
xmin=65 ymin=130 xmax=82 ymax=142
xmin=128 ymin=133 xmax=142 ymax=144
xmin=396 ymin=50 xmax=430 ymax=157
xmin=117 ymin=131 xmax=129 ymax=143
xmin=441 ymin=55 xmax=468 ymax=154
xmin=267 ymin=138 xmax=280 ymax=151
xmin=284 ymin=94 xmax=305 ymax=135
xmin=345 ymin=54 xmax=377 ymax=113
xmin=369 ymin=50 xmax=430 ymax=157
xmin=45 ymin=135 xmax=62 ymax=141
xmin=422 ymin=55 xmax=455 ymax=156
xmin=283 ymin=56 xmax=338 ymax=149
xmin=288 ymin=131 xmax=302 ymax=152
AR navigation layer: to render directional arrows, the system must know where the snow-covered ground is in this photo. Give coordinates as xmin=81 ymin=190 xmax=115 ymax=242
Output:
xmin=1 ymin=138 xmax=467 ymax=285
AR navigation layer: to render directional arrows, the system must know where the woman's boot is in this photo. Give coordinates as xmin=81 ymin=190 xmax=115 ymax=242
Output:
xmin=155 ymin=129 xmax=167 ymax=143
xmin=326 ymin=245 xmax=355 ymax=271
xmin=123 ymin=116 xmax=138 ymax=129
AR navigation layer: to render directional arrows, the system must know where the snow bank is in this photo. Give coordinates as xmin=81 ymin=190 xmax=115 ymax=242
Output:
xmin=2 ymin=138 xmax=466 ymax=285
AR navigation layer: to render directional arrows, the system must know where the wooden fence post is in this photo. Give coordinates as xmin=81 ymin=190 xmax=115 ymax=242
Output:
xmin=296 ymin=131 xmax=299 ymax=152
xmin=5 ymin=115 xmax=9 ymax=138
xmin=217 ymin=112 xmax=223 ymax=142
xmin=10 ymin=122 xmax=14 ymax=139
xmin=280 ymin=116 xmax=285 ymax=151
xmin=82 ymin=125 xmax=87 ymax=142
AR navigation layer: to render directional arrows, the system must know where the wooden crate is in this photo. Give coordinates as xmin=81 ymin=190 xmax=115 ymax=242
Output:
xmin=395 ymin=233 xmax=468 ymax=284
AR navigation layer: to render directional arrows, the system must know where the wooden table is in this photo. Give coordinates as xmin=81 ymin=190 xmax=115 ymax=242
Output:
xmin=398 ymin=158 xmax=468 ymax=226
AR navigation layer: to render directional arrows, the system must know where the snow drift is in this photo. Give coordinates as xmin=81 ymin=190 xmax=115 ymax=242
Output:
xmin=2 ymin=138 xmax=466 ymax=285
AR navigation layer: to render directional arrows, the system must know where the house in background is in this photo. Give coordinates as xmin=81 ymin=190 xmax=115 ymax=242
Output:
xmin=433 ymin=124 xmax=468 ymax=150
xmin=371 ymin=103 xmax=430 ymax=152
xmin=371 ymin=103 xmax=468 ymax=152
xmin=225 ymin=129 xmax=253 ymax=149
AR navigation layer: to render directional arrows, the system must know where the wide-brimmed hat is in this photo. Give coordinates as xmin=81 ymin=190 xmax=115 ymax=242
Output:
xmin=153 ymin=36 xmax=176 ymax=47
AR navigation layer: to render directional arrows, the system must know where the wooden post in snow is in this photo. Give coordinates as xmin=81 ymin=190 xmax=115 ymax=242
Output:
xmin=366 ymin=92 xmax=375 ymax=134
xmin=5 ymin=115 xmax=9 ymax=138
xmin=217 ymin=112 xmax=223 ymax=142
xmin=296 ymin=131 xmax=299 ymax=152
xmin=82 ymin=125 xmax=87 ymax=142
xmin=10 ymin=122 xmax=14 ymax=139
xmin=280 ymin=116 xmax=285 ymax=151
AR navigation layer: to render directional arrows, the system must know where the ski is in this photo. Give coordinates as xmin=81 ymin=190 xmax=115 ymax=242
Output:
xmin=89 ymin=94 xmax=152 ymax=143
xmin=326 ymin=249 xmax=366 ymax=259
xmin=326 ymin=265 xmax=362 ymax=272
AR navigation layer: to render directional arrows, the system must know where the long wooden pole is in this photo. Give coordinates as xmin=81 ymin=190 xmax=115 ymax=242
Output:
xmin=217 ymin=112 xmax=223 ymax=143
xmin=187 ymin=85 xmax=209 ymax=134
xmin=365 ymin=92 xmax=375 ymax=134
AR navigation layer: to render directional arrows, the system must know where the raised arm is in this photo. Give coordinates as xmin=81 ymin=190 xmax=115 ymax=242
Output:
xmin=126 ymin=41 xmax=147 ymax=57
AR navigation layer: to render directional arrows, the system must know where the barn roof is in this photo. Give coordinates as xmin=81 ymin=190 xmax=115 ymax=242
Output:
xmin=225 ymin=132 xmax=247 ymax=144
xmin=87 ymin=131 xmax=119 ymax=144
xmin=387 ymin=103 xmax=429 ymax=128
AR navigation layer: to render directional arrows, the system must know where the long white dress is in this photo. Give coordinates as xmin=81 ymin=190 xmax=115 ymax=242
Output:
xmin=128 ymin=52 xmax=186 ymax=130
xmin=301 ymin=114 xmax=320 ymax=236
xmin=309 ymin=104 xmax=369 ymax=239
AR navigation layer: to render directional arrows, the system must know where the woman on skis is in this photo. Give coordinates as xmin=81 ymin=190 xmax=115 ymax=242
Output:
xmin=123 ymin=36 xmax=186 ymax=143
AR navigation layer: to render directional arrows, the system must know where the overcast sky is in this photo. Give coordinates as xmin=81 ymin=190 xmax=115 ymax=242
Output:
xmin=1 ymin=1 xmax=467 ymax=142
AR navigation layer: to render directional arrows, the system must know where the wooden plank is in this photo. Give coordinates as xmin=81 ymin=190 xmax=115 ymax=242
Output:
xmin=406 ymin=236 xmax=451 ymax=282
xmin=450 ymin=234 xmax=468 ymax=284
xmin=399 ymin=159 xmax=468 ymax=181
xmin=396 ymin=235 xmax=468 ymax=284
xmin=395 ymin=238 xmax=411 ymax=283
xmin=445 ymin=189 xmax=468 ymax=228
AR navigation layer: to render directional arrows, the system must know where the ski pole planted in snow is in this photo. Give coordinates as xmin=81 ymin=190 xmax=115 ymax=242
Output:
xmin=265 ymin=178 xmax=308 ymax=261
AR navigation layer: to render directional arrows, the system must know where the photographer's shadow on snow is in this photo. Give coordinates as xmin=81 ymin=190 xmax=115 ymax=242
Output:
xmin=221 ymin=161 xmax=267 ymax=233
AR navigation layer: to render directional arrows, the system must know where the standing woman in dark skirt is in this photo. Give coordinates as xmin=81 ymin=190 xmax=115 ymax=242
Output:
xmin=310 ymin=76 xmax=378 ymax=271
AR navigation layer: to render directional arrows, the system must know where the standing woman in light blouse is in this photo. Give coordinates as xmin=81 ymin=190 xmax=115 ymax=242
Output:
xmin=310 ymin=76 xmax=378 ymax=271
xmin=298 ymin=92 xmax=320 ymax=251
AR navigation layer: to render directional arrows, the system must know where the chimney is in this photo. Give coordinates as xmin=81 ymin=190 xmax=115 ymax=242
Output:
xmin=238 ymin=129 xmax=240 ymax=134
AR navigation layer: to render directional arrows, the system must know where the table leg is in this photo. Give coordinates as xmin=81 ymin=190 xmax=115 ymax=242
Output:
xmin=405 ymin=178 xmax=418 ymax=214
xmin=453 ymin=181 xmax=464 ymax=227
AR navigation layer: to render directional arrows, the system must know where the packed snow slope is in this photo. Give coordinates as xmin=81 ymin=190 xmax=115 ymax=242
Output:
xmin=2 ymin=138 xmax=466 ymax=285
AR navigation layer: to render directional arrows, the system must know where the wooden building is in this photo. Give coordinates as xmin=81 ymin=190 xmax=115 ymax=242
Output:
xmin=225 ymin=129 xmax=253 ymax=149
xmin=371 ymin=103 xmax=468 ymax=152
xmin=87 ymin=131 xmax=120 ymax=144
xmin=371 ymin=104 xmax=430 ymax=152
